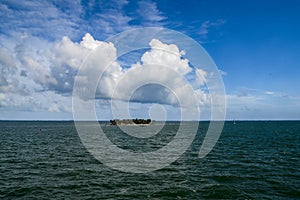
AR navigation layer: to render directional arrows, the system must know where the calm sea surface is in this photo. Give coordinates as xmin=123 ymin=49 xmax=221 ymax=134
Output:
xmin=0 ymin=121 xmax=299 ymax=199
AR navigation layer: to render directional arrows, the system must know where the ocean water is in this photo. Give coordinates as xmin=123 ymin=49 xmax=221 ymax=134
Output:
xmin=0 ymin=121 xmax=299 ymax=199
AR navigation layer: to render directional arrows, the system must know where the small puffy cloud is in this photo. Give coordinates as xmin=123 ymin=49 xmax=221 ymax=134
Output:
xmin=218 ymin=69 xmax=227 ymax=76
xmin=135 ymin=39 xmax=192 ymax=75
xmin=265 ymin=91 xmax=274 ymax=95
xmin=80 ymin=33 xmax=109 ymax=51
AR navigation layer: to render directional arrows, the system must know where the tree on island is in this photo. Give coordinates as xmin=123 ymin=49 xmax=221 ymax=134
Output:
xmin=110 ymin=118 xmax=151 ymax=125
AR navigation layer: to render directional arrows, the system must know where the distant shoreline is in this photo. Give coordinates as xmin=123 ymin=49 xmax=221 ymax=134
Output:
xmin=1 ymin=120 xmax=300 ymax=122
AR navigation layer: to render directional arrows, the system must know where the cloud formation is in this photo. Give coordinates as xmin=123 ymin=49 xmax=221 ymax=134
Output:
xmin=0 ymin=31 xmax=209 ymax=116
xmin=0 ymin=0 xmax=167 ymax=44
xmin=0 ymin=0 xmax=223 ymax=119
xmin=70 ymin=34 xmax=208 ymax=107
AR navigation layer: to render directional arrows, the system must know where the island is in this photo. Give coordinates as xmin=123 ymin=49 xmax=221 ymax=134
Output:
xmin=110 ymin=118 xmax=152 ymax=125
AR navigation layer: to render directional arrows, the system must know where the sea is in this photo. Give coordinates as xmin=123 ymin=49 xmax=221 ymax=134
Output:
xmin=0 ymin=121 xmax=299 ymax=199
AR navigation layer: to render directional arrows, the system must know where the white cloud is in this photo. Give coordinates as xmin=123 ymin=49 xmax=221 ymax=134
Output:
xmin=265 ymin=91 xmax=274 ymax=95
xmin=0 ymin=48 xmax=17 ymax=93
xmin=0 ymin=31 xmax=209 ymax=118
xmin=51 ymin=36 xmax=89 ymax=70
xmin=2 ymin=27 xmax=298 ymax=120
xmin=0 ymin=90 xmax=71 ymax=113
xmin=136 ymin=0 xmax=166 ymax=26
xmin=218 ymin=69 xmax=227 ymax=76
xmin=136 ymin=39 xmax=191 ymax=75
xmin=194 ymin=68 xmax=208 ymax=86
xmin=0 ymin=0 xmax=83 ymax=41
xmin=68 ymin=35 xmax=208 ymax=107
xmin=0 ymin=0 xmax=167 ymax=44
xmin=263 ymin=91 xmax=289 ymax=98
xmin=0 ymin=0 xmax=216 ymax=119
xmin=21 ymin=55 xmax=57 ymax=86
xmin=109 ymin=38 xmax=208 ymax=107
xmin=47 ymin=33 xmax=123 ymax=95
xmin=199 ymin=19 xmax=225 ymax=38
xmin=225 ymin=88 xmax=300 ymax=120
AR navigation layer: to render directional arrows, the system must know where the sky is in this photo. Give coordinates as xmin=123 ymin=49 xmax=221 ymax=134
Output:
xmin=0 ymin=0 xmax=299 ymax=120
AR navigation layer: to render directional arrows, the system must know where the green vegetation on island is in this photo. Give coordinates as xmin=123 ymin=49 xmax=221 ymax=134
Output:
xmin=110 ymin=118 xmax=152 ymax=125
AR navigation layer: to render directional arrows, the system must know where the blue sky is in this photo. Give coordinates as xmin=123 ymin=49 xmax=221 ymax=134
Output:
xmin=0 ymin=0 xmax=299 ymax=120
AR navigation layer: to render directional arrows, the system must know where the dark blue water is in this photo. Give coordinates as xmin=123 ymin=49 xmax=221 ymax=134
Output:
xmin=0 ymin=121 xmax=299 ymax=199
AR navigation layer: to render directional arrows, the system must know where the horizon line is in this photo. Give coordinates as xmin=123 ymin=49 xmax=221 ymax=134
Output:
xmin=0 ymin=119 xmax=300 ymax=122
